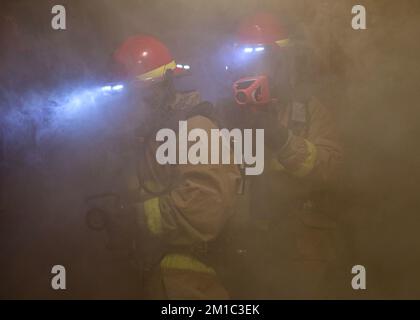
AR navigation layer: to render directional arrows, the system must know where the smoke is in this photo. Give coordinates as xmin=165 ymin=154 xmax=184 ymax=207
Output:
xmin=0 ymin=81 xmax=124 ymax=169
xmin=1 ymin=0 xmax=420 ymax=299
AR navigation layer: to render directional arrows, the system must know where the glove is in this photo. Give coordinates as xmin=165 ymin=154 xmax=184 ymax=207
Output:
xmin=85 ymin=193 xmax=138 ymax=257
xmin=252 ymin=109 xmax=290 ymax=152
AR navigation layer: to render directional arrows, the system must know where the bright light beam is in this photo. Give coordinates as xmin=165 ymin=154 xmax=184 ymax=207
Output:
xmin=112 ymin=84 xmax=124 ymax=91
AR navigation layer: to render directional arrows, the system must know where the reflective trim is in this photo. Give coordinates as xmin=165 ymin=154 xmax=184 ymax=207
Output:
xmin=291 ymin=139 xmax=318 ymax=177
xmin=144 ymin=197 xmax=162 ymax=235
xmin=160 ymin=253 xmax=216 ymax=275
xmin=137 ymin=60 xmax=177 ymax=82
xmin=275 ymin=38 xmax=290 ymax=47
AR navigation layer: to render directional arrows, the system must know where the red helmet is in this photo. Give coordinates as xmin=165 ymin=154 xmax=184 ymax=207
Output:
xmin=113 ymin=35 xmax=183 ymax=85
xmin=236 ymin=13 xmax=290 ymax=48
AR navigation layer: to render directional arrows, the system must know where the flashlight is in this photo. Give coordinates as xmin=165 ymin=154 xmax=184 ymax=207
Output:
xmin=243 ymin=46 xmax=265 ymax=53
xmin=112 ymin=84 xmax=124 ymax=91
xmin=101 ymin=83 xmax=125 ymax=94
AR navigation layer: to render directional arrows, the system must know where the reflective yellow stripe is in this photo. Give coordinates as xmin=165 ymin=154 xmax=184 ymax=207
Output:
xmin=291 ymin=140 xmax=318 ymax=177
xmin=144 ymin=197 xmax=162 ymax=235
xmin=275 ymin=38 xmax=290 ymax=47
xmin=160 ymin=253 xmax=216 ymax=275
xmin=137 ymin=60 xmax=177 ymax=82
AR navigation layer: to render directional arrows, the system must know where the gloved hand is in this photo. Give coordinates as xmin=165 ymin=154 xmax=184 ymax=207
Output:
xmin=252 ymin=109 xmax=290 ymax=152
xmin=85 ymin=193 xmax=166 ymax=268
xmin=85 ymin=193 xmax=138 ymax=257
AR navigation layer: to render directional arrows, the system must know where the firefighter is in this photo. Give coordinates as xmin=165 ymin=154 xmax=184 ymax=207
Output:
xmin=111 ymin=35 xmax=240 ymax=299
xmin=217 ymin=13 xmax=343 ymax=299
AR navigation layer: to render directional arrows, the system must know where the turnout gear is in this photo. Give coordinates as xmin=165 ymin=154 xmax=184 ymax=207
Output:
xmin=218 ymin=14 xmax=343 ymax=299
xmin=87 ymin=90 xmax=240 ymax=299
xmin=137 ymin=91 xmax=240 ymax=299
xmin=219 ymin=95 xmax=342 ymax=299
xmin=92 ymin=36 xmax=241 ymax=299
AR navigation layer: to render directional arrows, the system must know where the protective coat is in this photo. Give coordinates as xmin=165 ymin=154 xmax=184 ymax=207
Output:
xmin=220 ymin=95 xmax=342 ymax=299
xmin=140 ymin=92 xmax=240 ymax=299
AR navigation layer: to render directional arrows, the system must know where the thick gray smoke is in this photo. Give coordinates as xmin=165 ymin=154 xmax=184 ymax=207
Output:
xmin=2 ymin=83 xmax=111 ymax=167
xmin=1 ymin=0 xmax=419 ymax=299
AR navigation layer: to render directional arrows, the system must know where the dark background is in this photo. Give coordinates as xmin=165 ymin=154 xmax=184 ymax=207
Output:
xmin=1 ymin=0 xmax=420 ymax=299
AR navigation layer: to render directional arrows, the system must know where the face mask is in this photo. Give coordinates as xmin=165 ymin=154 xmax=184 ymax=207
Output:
xmin=228 ymin=44 xmax=296 ymax=108
xmin=233 ymin=75 xmax=271 ymax=110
